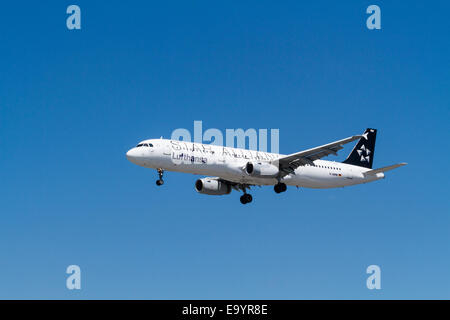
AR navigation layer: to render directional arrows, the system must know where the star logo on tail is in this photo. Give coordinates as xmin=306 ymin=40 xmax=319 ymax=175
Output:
xmin=357 ymin=144 xmax=371 ymax=162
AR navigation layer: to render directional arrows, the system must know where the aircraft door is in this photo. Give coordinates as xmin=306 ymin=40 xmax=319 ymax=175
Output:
xmin=162 ymin=141 xmax=171 ymax=156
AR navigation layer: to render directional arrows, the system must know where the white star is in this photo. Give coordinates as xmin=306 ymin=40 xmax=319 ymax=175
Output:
xmin=357 ymin=144 xmax=371 ymax=162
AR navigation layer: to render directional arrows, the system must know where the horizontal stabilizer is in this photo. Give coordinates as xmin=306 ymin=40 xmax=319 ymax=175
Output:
xmin=363 ymin=163 xmax=407 ymax=177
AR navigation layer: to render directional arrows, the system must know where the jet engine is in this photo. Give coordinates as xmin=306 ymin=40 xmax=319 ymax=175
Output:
xmin=195 ymin=178 xmax=231 ymax=195
xmin=245 ymin=162 xmax=279 ymax=177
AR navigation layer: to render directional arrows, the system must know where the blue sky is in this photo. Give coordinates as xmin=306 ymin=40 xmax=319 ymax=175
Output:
xmin=0 ymin=1 xmax=449 ymax=299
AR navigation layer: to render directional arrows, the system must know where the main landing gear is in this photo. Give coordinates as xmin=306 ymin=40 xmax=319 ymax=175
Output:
xmin=240 ymin=193 xmax=253 ymax=205
xmin=156 ymin=168 xmax=164 ymax=186
xmin=238 ymin=184 xmax=253 ymax=204
xmin=274 ymin=182 xmax=287 ymax=194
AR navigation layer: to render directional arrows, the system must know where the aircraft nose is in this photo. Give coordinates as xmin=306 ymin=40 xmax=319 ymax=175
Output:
xmin=126 ymin=148 xmax=139 ymax=162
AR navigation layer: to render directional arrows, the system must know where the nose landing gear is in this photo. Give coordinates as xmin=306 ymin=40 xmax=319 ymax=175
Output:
xmin=156 ymin=168 xmax=164 ymax=186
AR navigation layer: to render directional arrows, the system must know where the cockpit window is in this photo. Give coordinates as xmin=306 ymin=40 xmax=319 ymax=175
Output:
xmin=136 ymin=143 xmax=154 ymax=147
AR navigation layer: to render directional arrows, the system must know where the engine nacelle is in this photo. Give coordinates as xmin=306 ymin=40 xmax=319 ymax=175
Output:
xmin=245 ymin=162 xmax=279 ymax=177
xmin=195 ymin=178 xmax=231 ymax=195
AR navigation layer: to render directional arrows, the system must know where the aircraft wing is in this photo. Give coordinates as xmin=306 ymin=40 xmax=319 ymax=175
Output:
xmin=275 ymin=134 xmax=363 ymax=174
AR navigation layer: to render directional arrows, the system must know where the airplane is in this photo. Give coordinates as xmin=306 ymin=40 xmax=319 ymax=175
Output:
xmin=126 ymin=128 xmax=406 ymax=204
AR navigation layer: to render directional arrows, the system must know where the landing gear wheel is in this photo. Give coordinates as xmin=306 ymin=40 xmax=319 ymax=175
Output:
xmin=156 ymin=168 xmax=164 ymax=186
xmin=274 ymin=183 xmax=287 ymax=193
xmin=240 ymin=193 xmax=253 ymax=204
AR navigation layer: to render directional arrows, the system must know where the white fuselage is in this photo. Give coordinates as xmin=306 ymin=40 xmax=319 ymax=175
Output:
xmin=126 ymin=139 xmax=385 ymax=188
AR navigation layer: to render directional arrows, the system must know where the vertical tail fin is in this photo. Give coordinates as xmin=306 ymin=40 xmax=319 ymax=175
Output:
xmin=342 ymin=128 xmax=377 ymax=169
